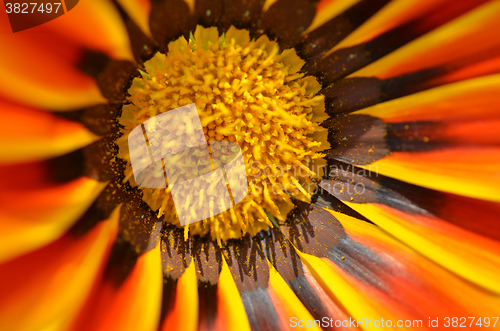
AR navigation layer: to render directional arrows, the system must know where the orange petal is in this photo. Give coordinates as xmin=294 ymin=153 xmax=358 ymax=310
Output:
xmin=355 ymin=74 xmax=500 ymax=123
xmin=0 ymin=177 xmax=107 ymax=263
xmin=305 ymin=0 xmax=361 ymax=33
xmin=0 ymin=161 xmax=50 ymax=191
xmin=328 ymin=0 xmax=482 ymax=54
xmin=297 ymin=251 xmax=408 ymax=328
xmin=41 ymin=0 xmax=134 ymax=61
xmin=361 ymin=147 xmax=500 ymax=203
xmin=341 ymin=202 xmax=500 ymax=294
xmin=0 ymin=206 xmax=119 ymax=331
xmin=217 ymin=258 xmax=251 ymax=331
xmin=350 ymin=1 xmax=500 ymax=79
xmin=161 ymin=260 xmax=199 ymax=331
xmin=330 ymin=210 xmax=500 ymax=323
xmin=267 ymin=262 xmax=323 ymax=330
xmin=0 ymin=11 xmax=106 ymax=110
xmin=0 ymin=99 xmax=98 ymax=164
xmin=116 ymin=0 xmax=152 ymax=37
xmin=72 ymin=243 xmax=163 ymax=331
xmin=351 ymin=75 xmax=500 ymax=201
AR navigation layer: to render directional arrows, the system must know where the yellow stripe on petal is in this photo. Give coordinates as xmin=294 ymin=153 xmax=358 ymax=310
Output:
xmin=354 ymin=74 xmax=500 ymax=123
xmin=161 ymin=260 xmax=199 ymax=331
xmin=323 ymin=0 xmax=450 ymax=56
xmin=341 ymin=202 xmax=500 ymax=294
xmin=218 ymin=258 xmax=251 ymax=331
xmin=97 ymin=243 xmax=163 ymax=331
xmin=47 ymin=0 xmax=134 ymax=61
xmin=0 ymin=26 xmax=106 ymax=110
xmin=304 ymin=0 xmax=361 ymax=34
xmin=0 ymin=177 xmax=107 ymax=263
xmin=350 ymin=1 xmax=500 ymax=79
xmin=329 ymin=209 xmax=500 ymax=318
xmin=268 ymin=262 xmax=321 ymax=330
xmin=0 ymin=206 xmax=119 ymax=331
xmin=296 ymin=252 xmax=407 ymax=331
xmin=0 ymin=102 xmax=98 ymax=164
xmin=359 ymin=148 xmax=500 ymax=202
xmin=116 ymin=0 xmax=152 ymax=37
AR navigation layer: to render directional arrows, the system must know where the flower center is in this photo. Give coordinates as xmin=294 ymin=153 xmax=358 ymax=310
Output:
xmin=118 ymin=26 xmax=329 ymax=244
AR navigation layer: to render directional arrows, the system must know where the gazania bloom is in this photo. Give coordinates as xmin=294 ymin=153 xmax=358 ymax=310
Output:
xmin=2 ymin=0 xmax=500 ymax=330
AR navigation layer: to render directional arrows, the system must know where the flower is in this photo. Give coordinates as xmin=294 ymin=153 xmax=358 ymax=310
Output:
xmin=1 ymin=0 xmax=500 ymax=330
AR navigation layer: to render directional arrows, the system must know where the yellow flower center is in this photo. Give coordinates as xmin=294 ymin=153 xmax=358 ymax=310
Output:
xmin=118 ymin=26 xmax=329 ymax=244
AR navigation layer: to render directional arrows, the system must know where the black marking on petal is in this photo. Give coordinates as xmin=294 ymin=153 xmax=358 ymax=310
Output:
xmin=194 ymin=0 xmax=224 ymax=27
xmin=77 ymin=49 xmax=110 ymax=79
xmin=322 ymin=67 xmax=454 ymax=115
xmin=149 ymin=0 xmax=194 ymax=50
xmin=161 ymin=226 xmax=192 ymax=279
xmin=46 ymin=149 xmax=85 ymax=183
xmin=82 ymin=136 xmax=123 ymax=182
xmin=322 ymin=77 xmax=384 ymax=114
xmin=160 ymin=277 xmax=178 ymax=324
xmin=223 ymin=235 xmax=280 ymax=331
xmin=329 ymin=237 xmax=387 ymax=290
xmin=323 ymin=114 xmax=390 ymax=165
xmin=283 ymin=197 xmax=347 ymax=258
xmin=78 ymin=49 xmax=138 ymax=102
xmin=260 ymin=228 xmax=341 ymax=326
xmin=125 ymin=17 xmax=161 ymax=64
xmin=260 ymin=0 xmax=318 ymax=49
xmin=68 ymin=200 xmax=107 ymax=238
xmin=240 ymin=289 xmax=282 ymax=331
xmin=261 ymin=227 xmax=304 ymax=280
xmin=81 ymin=104 xmax=122 ymax=136
xmin=97 ymin=60 xmax=138 ymax=103
xmin=386 ymin=121 xmax=448 ymax=152
xmin=119 ymin=198 xmax=162 ymax=254
xmin=191 ymin=237 xmax=223 ymax=284
xmin=217 ymin=0 xmax=265 ymax=33
xmin=50 ymin=103 xmax=122 ymax=137
xmin=95 ymin=175 xmax=143 ymax=216
xmin=224 ymin=234 xmax=269 ymax=289
xmin=298 ymin=0 xmax=391 ymax=67
xmin=103 ymin=238 xmax=140 ymax=287
xmin=198 ymin=282 xmax=219 ymax=330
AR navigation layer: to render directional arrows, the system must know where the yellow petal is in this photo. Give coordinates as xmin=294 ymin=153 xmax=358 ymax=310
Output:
xmin=0 ymin=101 xmax=98 ymax=164
xmin=0 ymin=177 xmax=107 ymax=263
xmin=218 ymin=257 xmax=251 ymax=331
xmin=341 ymin=202 xmax=500 ymax=294
xmin=350 ymin=1 xmax=500 ymax=79
xmin=161 ymin=259 xmax=199 ymax=331
xmin=115 ymin=0 xmax=152 ymax=37
xmin=0 ymin=206 xmax=119 ymax=331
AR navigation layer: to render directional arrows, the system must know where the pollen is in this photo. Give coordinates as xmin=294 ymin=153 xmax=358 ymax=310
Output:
xmin=118 ymin=25 xmax=329 ymax=243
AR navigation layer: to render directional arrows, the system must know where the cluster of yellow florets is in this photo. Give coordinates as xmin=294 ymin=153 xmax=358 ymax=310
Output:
xmin=118 ymin=25 xmax=329 ymax=243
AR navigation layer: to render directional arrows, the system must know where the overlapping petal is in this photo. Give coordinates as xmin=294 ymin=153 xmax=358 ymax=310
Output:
xmin=0 ymin=207 xmax=119 ymax=331
xmin=0 ymin=177 xmax=106 ymax=263
xmin=70 ymin=242 xmax=162 ymax=331
xmin=352 ymin=74 xmax=500 ymax=201
xmin=0 ymin=99 xmax=98 ymax=164
xmin=1 ymin=0 xmax=500 ymax=330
